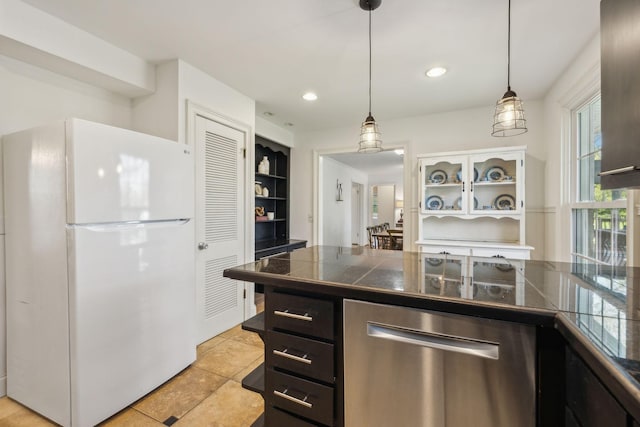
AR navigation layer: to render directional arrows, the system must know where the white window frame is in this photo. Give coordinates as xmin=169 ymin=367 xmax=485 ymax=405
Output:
xmin=569 ymin=94 xmax=627 ymax=265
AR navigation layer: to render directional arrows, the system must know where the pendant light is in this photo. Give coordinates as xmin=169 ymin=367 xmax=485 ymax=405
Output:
xmin=358 ymin=0 xmax=383 ymax=153
xmin=492 ymin=0 xmax=527 ymax=137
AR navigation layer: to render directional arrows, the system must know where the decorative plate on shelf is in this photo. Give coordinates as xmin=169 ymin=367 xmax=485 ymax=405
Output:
xmin=425 ymin=195 xmax=444 ymax=210
xmin=494 ymin=194 xmax=516 ymax=210
xmin=429 ymin=170 xmax=447 ymax=184
xmin=453 ymin=197 xmax=478 ymax=210
xmin=485 ymin=166 xmax=506 ymax=182
xmin=455 ymin=167 xmax=479 ymax=183
xmin=426 ymin=258 xmax=443 ymax=266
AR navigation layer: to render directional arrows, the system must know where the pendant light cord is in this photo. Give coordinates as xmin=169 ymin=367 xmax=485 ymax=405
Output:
xmin=368 ymin=7 xmax=372 ymax=116
xmin=507 ymin=0 xmax=511 ymax=91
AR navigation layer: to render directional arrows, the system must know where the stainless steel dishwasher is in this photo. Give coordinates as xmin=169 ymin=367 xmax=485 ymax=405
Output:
xmin=343 ymin=300 xmax=535 ymax=427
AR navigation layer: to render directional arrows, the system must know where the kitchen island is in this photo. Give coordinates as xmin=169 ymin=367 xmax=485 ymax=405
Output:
xmin=223 ymin=246 xmax=640 ymax=427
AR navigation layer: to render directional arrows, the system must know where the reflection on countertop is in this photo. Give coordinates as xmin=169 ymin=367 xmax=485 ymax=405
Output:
xmin=228 ymin=245 xmax=640 ymax=391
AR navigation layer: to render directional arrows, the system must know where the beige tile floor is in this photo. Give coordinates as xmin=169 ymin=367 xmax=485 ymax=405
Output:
xmin=0 ymin=302 xmax=266 ymax=427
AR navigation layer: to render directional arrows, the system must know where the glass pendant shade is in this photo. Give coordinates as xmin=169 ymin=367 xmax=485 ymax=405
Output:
xmin=358 ymin=115 xmax=382 ymax=153
xmin=492 ymin=89 xmax=527 ymax=137
xmin=358 ymin=1 xmax=383 ymax=153
xmin=492 ymin=0 xmax=527 ymax=137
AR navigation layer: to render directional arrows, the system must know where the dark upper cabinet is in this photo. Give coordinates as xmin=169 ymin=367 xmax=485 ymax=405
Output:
xmin=600 ymin=0 xmax=640 ymax=189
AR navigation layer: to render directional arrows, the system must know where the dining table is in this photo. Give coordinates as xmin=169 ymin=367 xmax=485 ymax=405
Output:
xmin=372 ymin=229 xmax=403 ymax=250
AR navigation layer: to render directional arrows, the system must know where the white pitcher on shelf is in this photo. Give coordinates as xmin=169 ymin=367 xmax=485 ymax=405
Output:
xmin=258 ymin=156 xmax=270 ymax=175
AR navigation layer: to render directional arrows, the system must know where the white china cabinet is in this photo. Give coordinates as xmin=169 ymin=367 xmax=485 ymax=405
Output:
xmin=417 ymin=146 xmax=533 ymax=260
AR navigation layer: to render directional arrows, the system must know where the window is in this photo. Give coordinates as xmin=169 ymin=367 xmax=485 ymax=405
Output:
xmin=572 ymin=95 xmax=627 ymax=271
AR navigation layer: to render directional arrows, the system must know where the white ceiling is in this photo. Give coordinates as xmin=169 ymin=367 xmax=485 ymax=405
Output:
xmin=21 ymin=0 xmax=600 ymax=132
xmin=326 ymin=149 xmax=403 ymax=175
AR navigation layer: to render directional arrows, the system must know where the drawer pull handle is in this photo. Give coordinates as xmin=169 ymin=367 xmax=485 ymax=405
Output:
xmin=273 ymin=348 xmax=312 ymax=365
xmin=274 ymin=388 xmax=313 ymax=408
xmin=274 ymin=309 xmax=313 ymax=322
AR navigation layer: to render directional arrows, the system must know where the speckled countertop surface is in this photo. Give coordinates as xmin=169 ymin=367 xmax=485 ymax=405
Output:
xmin=224 ymin=245 xmax=640 ymax=417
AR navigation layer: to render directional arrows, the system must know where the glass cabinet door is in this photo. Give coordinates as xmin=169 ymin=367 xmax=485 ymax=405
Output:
xmin=469 ymin=257 xmax=524 ymax=305
xmin=421 ymin=253 xmax=466 ymax=297
xmin=420 ymin=156 xmax=467 ymax=214
xmin=469 ymin=151 xmax=523 ymax=215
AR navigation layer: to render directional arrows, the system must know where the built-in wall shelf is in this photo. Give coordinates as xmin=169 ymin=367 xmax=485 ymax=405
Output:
xmin=254 ymin=136 xmax=308 ymax=261
xmin=255 ymin=136 xmax=290 ymax=245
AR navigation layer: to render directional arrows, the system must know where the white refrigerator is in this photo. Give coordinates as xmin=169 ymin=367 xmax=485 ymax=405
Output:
xmin=3 ymin=119 xmax=196 ymax=426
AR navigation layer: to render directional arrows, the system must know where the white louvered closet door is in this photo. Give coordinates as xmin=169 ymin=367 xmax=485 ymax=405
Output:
xmin=194 ymin=116 xmax=246 ymax=343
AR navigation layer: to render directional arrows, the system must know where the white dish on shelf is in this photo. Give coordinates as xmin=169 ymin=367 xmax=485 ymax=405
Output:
xmin=429 ymin=170 xmax=447 ymax=184
xmin=494 ymin=194 xmax=516 ymax=210
xmin=425 ymin=195 xmax=444 ymax=210
xmin=485 ymin=166 xmax=506 ymax=182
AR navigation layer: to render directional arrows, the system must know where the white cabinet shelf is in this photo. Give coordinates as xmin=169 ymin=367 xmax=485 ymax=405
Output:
xmin=417 ymin=146 xmax=531 ymax=260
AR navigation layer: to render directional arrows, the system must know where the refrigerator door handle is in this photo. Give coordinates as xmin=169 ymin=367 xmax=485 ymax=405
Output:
xmin=72 ymin=219 xmax=191 ymax=231
xmin=367 ymin=321 xmax=499 ymax=360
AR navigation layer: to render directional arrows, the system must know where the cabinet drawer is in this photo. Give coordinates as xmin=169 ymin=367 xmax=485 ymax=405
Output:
xmin=267 ymin=369 xmax=334 ymax=426
xmin=419 ymin=245 xmax=471 ymax=256
xmin=266 ymin=405 xmax=320 ymax=427
xmin=267 ymin=292 xmax=334 ymax=340
xmin=566 ymin=348 xmax=626 ymax=427
xmin=266 ymin=330 xmax=334 ymax=383
xmin=471 ymin=247 xmax=530 ymax=260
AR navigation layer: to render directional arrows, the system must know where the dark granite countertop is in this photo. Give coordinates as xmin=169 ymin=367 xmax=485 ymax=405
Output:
xmin=224 ymin=245 xmax=640 ymax=418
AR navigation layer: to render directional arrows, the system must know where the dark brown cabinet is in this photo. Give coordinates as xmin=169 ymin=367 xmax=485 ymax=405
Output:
xmin=264 ymin=291 xmax=339 ymax=426
xmin=600 ymin=0 xmax=640 ymax=189
xmin=565 ymin=347 xmax=627 ymax=427
xmin=242 ymin=289 xmax=341 ymax=427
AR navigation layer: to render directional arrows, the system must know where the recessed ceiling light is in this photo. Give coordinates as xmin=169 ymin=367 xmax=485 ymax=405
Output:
xmin=302 ymin=92 xmax=318 ymax=101
xmin=263 ymin=111 xmax=274 ymax=117
xmin=426 ymin=67 xmax=447 ymax=78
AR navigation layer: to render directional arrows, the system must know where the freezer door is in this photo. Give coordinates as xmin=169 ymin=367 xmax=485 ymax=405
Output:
xmin=66 ymin=119 xmax=194 ymax=224
xmin=66 ymin=220 xmax=196 ymax=426
xmin=343 ymin=300 xmax=536 ymax=427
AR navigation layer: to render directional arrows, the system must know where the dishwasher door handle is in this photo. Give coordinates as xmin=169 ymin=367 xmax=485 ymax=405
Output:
xmin=367 ymin=322 xmax=499 ymax=360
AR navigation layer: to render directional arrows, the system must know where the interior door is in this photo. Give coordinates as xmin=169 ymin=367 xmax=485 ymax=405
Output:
xmin=194 ymin=115 xmax=246 ymax=343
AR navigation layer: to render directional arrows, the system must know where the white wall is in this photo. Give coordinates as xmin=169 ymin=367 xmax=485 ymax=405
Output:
xmin=0 ymin=55 xmax=133 ymax=397
xmin=178 ymin=60 xmax=255 ymax=144
xmin=368 ymin=167 xmax=404 ymax=224
xmin=132 ymin=59 xmax=256 ymax=144
xmin=293 ymin=100 xmax=546 ymax=254
xmin=256 ymin=116 xmax=294 ymax=148
xmin=0 ymin=55 xmax=132 ymax=135
xmin=320 ymin=157 xmax=368 ymax=246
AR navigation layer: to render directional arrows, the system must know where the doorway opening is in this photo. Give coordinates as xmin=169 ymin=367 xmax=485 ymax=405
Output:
xmin=316 ymin=148 xmax=406 ymax=249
